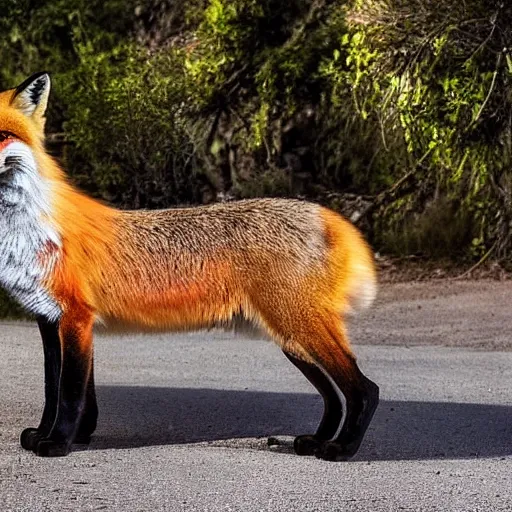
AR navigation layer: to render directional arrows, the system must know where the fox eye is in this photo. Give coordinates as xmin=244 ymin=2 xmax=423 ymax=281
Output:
xmin=0 ymin=131 xmax=16 ymax=142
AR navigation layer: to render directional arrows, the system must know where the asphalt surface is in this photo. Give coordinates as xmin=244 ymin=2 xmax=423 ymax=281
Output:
xmin=0 ymin=280 xmax=511 ymax=511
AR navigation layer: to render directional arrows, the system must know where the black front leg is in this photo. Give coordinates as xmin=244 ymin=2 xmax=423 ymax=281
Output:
xmin=20 ymin=318 xmax=61 ymax=451
xmin=35 ymin=310 xmax=94 ymax=457
xmin=20 ymin=317 xmax=98 ymax=453
xmin=75 ymin=356 xmax=98 ymax=444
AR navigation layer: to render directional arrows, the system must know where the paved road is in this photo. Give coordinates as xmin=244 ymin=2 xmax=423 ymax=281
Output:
xmin=0 ymin=280 xmax=511 ymax=511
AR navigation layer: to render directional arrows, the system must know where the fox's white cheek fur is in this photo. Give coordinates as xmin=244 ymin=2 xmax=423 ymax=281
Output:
xmin=0 ymin=141 xmax=62 ymax=320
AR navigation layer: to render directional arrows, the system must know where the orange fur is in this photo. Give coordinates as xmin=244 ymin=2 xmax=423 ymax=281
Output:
xmin=0 ymin=88 xmax=45 ymax=146
xmin=42 ymin=195 xmax=377 ymax=343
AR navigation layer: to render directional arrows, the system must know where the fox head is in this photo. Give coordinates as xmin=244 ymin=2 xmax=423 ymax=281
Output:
xmin=0 ymin=71 xmax=50 ymax=145
xmin=0 ymin=73 xmax=61 ymax=210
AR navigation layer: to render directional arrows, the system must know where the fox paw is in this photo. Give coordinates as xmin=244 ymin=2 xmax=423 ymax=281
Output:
xmin=293 ymin=435 xmax=322 ymax=456
xmin=35 ymin=439 xmax=71 ymax=457
xmin=20 ymin=428 xmax=45 ymax=451
xmin=315 ymin=440 xmax=357 ymax=462
xmin=73 ymin=433 xmax=92 ymax=445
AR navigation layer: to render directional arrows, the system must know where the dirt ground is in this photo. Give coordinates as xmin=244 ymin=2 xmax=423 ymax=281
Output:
xmin=350 ymin=278 xmax=512 ymax=351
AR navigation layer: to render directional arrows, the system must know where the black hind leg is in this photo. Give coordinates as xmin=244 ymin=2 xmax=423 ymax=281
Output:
xmin=315 ymin=357 xmax=379 ymax=462
xmin=289 ymin=320 xmax=379 ymax=461
xmin=283 ymin=351 xmax=343 ymax=456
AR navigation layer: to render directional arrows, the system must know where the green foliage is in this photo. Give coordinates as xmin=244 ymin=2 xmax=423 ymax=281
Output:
xmin=1 ymin=0 xmax=512 ymax=277
xmin=377 ymin=197 xmax=475 ymax=258
xmin=321 ymin=0 xmax=512 ymax=257
xmin=0 ymin=289 xmax=29 ymax=319
xmin=184 ymin=0 xmax=350 ymax=169
xmin=61 ymin=42 xmax=209 ymax=207
xmin=0 ymin=0 xmax=144 ymax=130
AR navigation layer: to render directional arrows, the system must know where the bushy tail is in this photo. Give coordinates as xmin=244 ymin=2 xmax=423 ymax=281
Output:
xmin=320 ymin=208 xmax=377 ymax=316
xmin=344 ymin=255 xmax=377 ymax=314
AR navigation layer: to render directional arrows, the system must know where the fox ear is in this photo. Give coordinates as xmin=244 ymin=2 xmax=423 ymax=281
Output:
xmin=11 ymin=72 xmax=51 ymax=120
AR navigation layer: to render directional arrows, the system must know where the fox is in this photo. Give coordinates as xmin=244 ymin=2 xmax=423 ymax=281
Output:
xmin=0 ymin=72 xmax=379 ymax=460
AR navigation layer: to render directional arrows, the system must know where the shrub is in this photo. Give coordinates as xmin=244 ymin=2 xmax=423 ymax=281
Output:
xmin=60 ymin=43 xmax=212 ymax=207
xmin=322 ymin=0 xmax=512 ymax=257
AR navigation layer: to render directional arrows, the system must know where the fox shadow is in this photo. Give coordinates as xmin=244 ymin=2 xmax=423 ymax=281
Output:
xmin=92 ymin=385 xmax=512 ymax=461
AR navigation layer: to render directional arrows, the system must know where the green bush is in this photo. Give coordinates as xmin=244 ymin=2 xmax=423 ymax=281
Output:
xmin=2 ymin=0 xmax=512 ymax=269
xmin=182 ymin=0 xmax=360 ymax=196
xmin=60 ymin=43 xmax=212 ymax=207
xmin=0 ymin=0 xmax=145 ymax=130
xmin=321 ymin=0 xmax=512 ymax=257
xmin=0 ymin=289 xmax=28 ymax=319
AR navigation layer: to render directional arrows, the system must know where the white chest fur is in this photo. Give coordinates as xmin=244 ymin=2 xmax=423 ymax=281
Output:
xmin=0 ymin=142 xmax=62 ymax=320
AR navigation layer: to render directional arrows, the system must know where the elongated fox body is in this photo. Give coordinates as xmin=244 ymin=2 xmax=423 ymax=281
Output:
xmin=0 ymin=73 xmax=379 ymax=461
xmin=55 ymin=200 xmax=375 ymax=333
